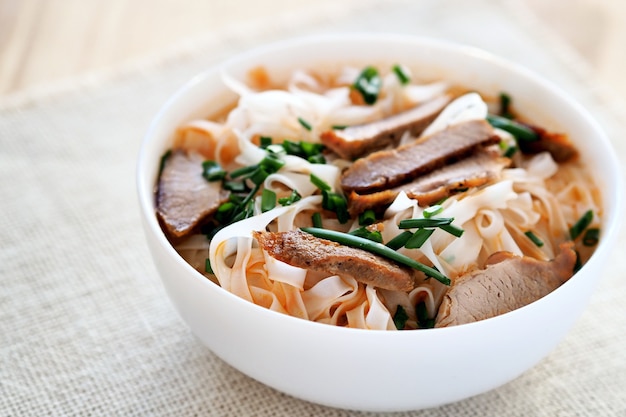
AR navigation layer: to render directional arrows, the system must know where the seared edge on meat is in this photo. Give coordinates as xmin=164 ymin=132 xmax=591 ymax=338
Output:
xmin=434 ymin=242 xmax=577 ymax=327
xmin=347 ymin=150 xmax=511 ymax=214
xmin=253 ymin=230 xmax=415 ymax=292
xmin=321 ymin=95 xmax=452 ymax=160
xmin=340 ymin=119 xmax=500 ymax=194
xmin=156 ymin=150 xmax=229 ymax=238
xmin=518 ymin=123 xmax=578 ymax=162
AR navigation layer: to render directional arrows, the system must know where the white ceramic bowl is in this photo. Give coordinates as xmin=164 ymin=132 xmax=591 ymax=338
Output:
xmin=137 ymin=34 xmax=623 ymax=412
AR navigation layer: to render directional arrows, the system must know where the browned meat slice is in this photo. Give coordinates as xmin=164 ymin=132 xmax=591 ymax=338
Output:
xmin=434 ymin=242 xmax=577 ymax=327
xmin=320 ymin=95 xmax=452 ymax=160
xmin=340 ymin=119 xmax=500 ymax=194
xmin=347 ymin=151 xmax=511 ymax=214
xmin=518 ymin=123 xmax=578 ymax=162
xmin=157 ymin=150 xmax=229 ymax=238
xmin=253 ymin=230 xmax=415 ymax=291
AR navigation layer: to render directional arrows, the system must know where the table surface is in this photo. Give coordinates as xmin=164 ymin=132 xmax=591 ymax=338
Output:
xmin=1 ymin=0 xmax=625 ymax=102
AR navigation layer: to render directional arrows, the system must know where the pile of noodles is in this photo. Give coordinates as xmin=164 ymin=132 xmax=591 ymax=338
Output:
xmin=171 ymin=66 xmax=600 ymax=330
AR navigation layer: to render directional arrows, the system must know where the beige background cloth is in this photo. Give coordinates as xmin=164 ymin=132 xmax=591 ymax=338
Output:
xmin=1 ymin=0 xmax=625 ymax=415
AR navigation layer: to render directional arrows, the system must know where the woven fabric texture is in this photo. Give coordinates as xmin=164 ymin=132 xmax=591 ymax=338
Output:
xmin=1 ymin=0 xmax=625 ymax=415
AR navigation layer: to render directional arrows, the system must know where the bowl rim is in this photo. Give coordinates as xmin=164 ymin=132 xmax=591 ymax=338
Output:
xmin=136 ymin=32 xmax=624 ymax=336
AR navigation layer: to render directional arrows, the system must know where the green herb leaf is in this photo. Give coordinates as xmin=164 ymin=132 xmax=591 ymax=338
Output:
xmin=358 ymin=209 xmax=377 ymax=226
xmin=582 ymin=227 xmax=600 ymax=246
xmin=385 ymin=231 xmax=413 ymax=250
xmin=392 ymin=64 xmax=410 ymax=85
xmin=405 ymin=228 xmax=435 ymax=249
xmin=261 ymin=189 xmax=277 ymax=212
xmin=524 ymin=230 xmax=544 ymax=247
xmin=393 ymin=305 xmax=409 ymax=330
xmin=486 ymin=114 xmax=539 ymax=142
xmin=348 ymin=226 xmax=383 ymax=243
xmin=570 ymin=210 xmax=593 ymax=240
xmin=298 ymin=117 xmax=313 ymax=131
xmin=353 ymin=66 xmax=382 ymax=105
xmin=311 ymin=212 xmax=323 ymax=228
xmin=399 ymin=217 xmax=454 ymax=229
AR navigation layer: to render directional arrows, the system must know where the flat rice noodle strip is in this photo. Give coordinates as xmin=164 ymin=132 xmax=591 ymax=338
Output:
xmin=320 ymin=94 xmax=451 ymax=160
xmin=341 ymin=119 xmax=499 ymax=194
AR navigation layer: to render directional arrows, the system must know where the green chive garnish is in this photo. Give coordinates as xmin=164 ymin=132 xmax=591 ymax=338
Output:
xmin=300 ymin=227 xmax=450 ymax=285
xmin=583 ymin=228 xmax=600 ymax=246
xmin=385 ymin=231 xmax=413 ymax=250
xmin=205 ymin=258 xmax=214 ymax=274
xmin=278 ymin=190 xmax=301 ymax=206
xmin=422 ymin=205 xmax=443 ymax=218
xmin=259 ymin=136 xmax=272 ymax=148
xmin=298 ymin=117 xmax=312 ymax=131
xmin=349 ymin=227 xmax=383 ymax=243
xmin=358 ymin=209 xmax=377 ymax=226
xmin=158 ymin=150 xmax=172 ymax=177
xmin=570 ymin=210 xmax=593 ymax=240
xmin=524 ymin=230 xmax=544 ymax=247
xmin=439 ymin=224 xmax=465 ymax=238
xmin=311 ymin=212 xmax=323 ymax=228
xmin=261 ymin=189 xmax=276 ymax=212
xmin=392 ymin=64 xmax=410 ymax=85
xmin=416 ymin=301 xmax=435 ymax=329
xmin=202 ymin=160 xmax=226 ymax=181
xmin=353 ymin=66 xmax=382 ymax=105
xmin=486 ymin=114 xmax=539 ymax=142
xmin=310 ymin=173 xmax=332 ymax=191
xmin=405 ymin=228 xmax=435 ymax=249
xmin=393 ymin=305 xmax=409 ymax=330
xmin=504 ymin=146 xmax=518 ymax=158
xmin=399 ymin=218 xmax=454 ymax=229
xmin=499 ymin=92 xmax=513 ymax=119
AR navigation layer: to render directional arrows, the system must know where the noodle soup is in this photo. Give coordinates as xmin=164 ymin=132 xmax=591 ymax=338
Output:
xmin=155 ymin=63 xmax=601 ymax=330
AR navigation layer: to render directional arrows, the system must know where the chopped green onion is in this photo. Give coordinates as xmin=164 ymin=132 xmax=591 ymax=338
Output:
xmin=393 ymin=305 xmax=409 ymax=330
xmin=265 ymin=144 xmax=286 ymax=156
xmin=358 ymin=209 xmax=377 ymax=226
xmin=215 ymin=201 xmax=237 ymax=224
xmin=486 ymin=114 xmax=539 ymax=142
xmin=310 ymin=173 xmax=332 ymax=191
xmin=349 ymin=227 xmax=383 ymax=243
xmin=158 ymin=150 xmax=172 ymax=177
xmin=278 ymin=190 xmax=301 ymax=206
xmin=416 ymin=301 xmax=435 ymax=329
xmin=249 ymin=166 xmax=270 ymax=185
xmin=230 ymin=164 xmax=258 ymax=179
xmin=300 ymin=227 xmax=451 ymax=285
xmin=205 ymin=258 xmax=214 ymax=274
xmin=259 ymin=136 xmax=272 ymax=148
xmin=259 ymin=154 xmax=285 ymax=173
xmin=399 ymin=217 xmax=454 ymax=229
xmin=422 ymin=205 xmax=443 ymax=218
xmin=322 ymin=191 xmax=350 ymax=224
xmin=524 ymin=230 xmax=544 ymax=247
xmin=261 ymin=189 xmax=276 ymax=212
xmin=405 ymin=228 xmax=435 ymax=249
xmin=332 ymin=125 xmax=348 ymax=130
xmin=307 ymin=154 xmax=326 ymax=164
xmin=439 ymin=224 xmax=465 ymax=238
xmin=202 ymin=160 xmax=226 ymax=181
xmin=583 ymin=228 xmax=600 ymax=246
xmin=392 ymin=64 xmax=411 ymax=85
xmin=311 ymin=212 xmax=323 ymax=228
xmin=353 ymin=66 xmax=382 ymax=105
xmin=300 ymin=141 xmax=324 ymax=157
xmin=499 ymin=92 xmax=513 ymax=119
xmin=503 ymin=145 xmax=518 ymax=158
xmin=573 ymin=250 xmax=582 ymax=273
xmin=570 ymin=210 xmax=593 ymax=240
xmin=385 ymin=231 xmax=413 ymax=250
xmin=298 ymin=117 xmax=313 ymax=131
xmin=223 ymin=180 xmax=248 ymax=193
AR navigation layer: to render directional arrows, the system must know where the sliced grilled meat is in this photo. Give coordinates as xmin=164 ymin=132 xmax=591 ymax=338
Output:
xmin=340 ymin=119 xmax=500 ymax=194
xmin=156 ymin=150 xmax=229 ymax=238
xmin=518 ymin=123 xmax=578 ymax=162
xmin=253 ymin=230 xmax=415 ymax=291
xmin=321 ymin=95 xmax=451 ymax=160
xmin=347 ymin=150 xmax=511 ymax=214
xmin=434 ymin=242 xmax=577 ymax=327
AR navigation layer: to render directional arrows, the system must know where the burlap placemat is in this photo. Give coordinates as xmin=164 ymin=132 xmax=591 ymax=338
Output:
xmin=1 ymin=0 xmax=625 ymax=415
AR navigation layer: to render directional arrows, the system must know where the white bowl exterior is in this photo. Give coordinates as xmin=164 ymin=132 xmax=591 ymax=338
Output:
xmin=137 ymin=34 xmax=623 ymax=412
